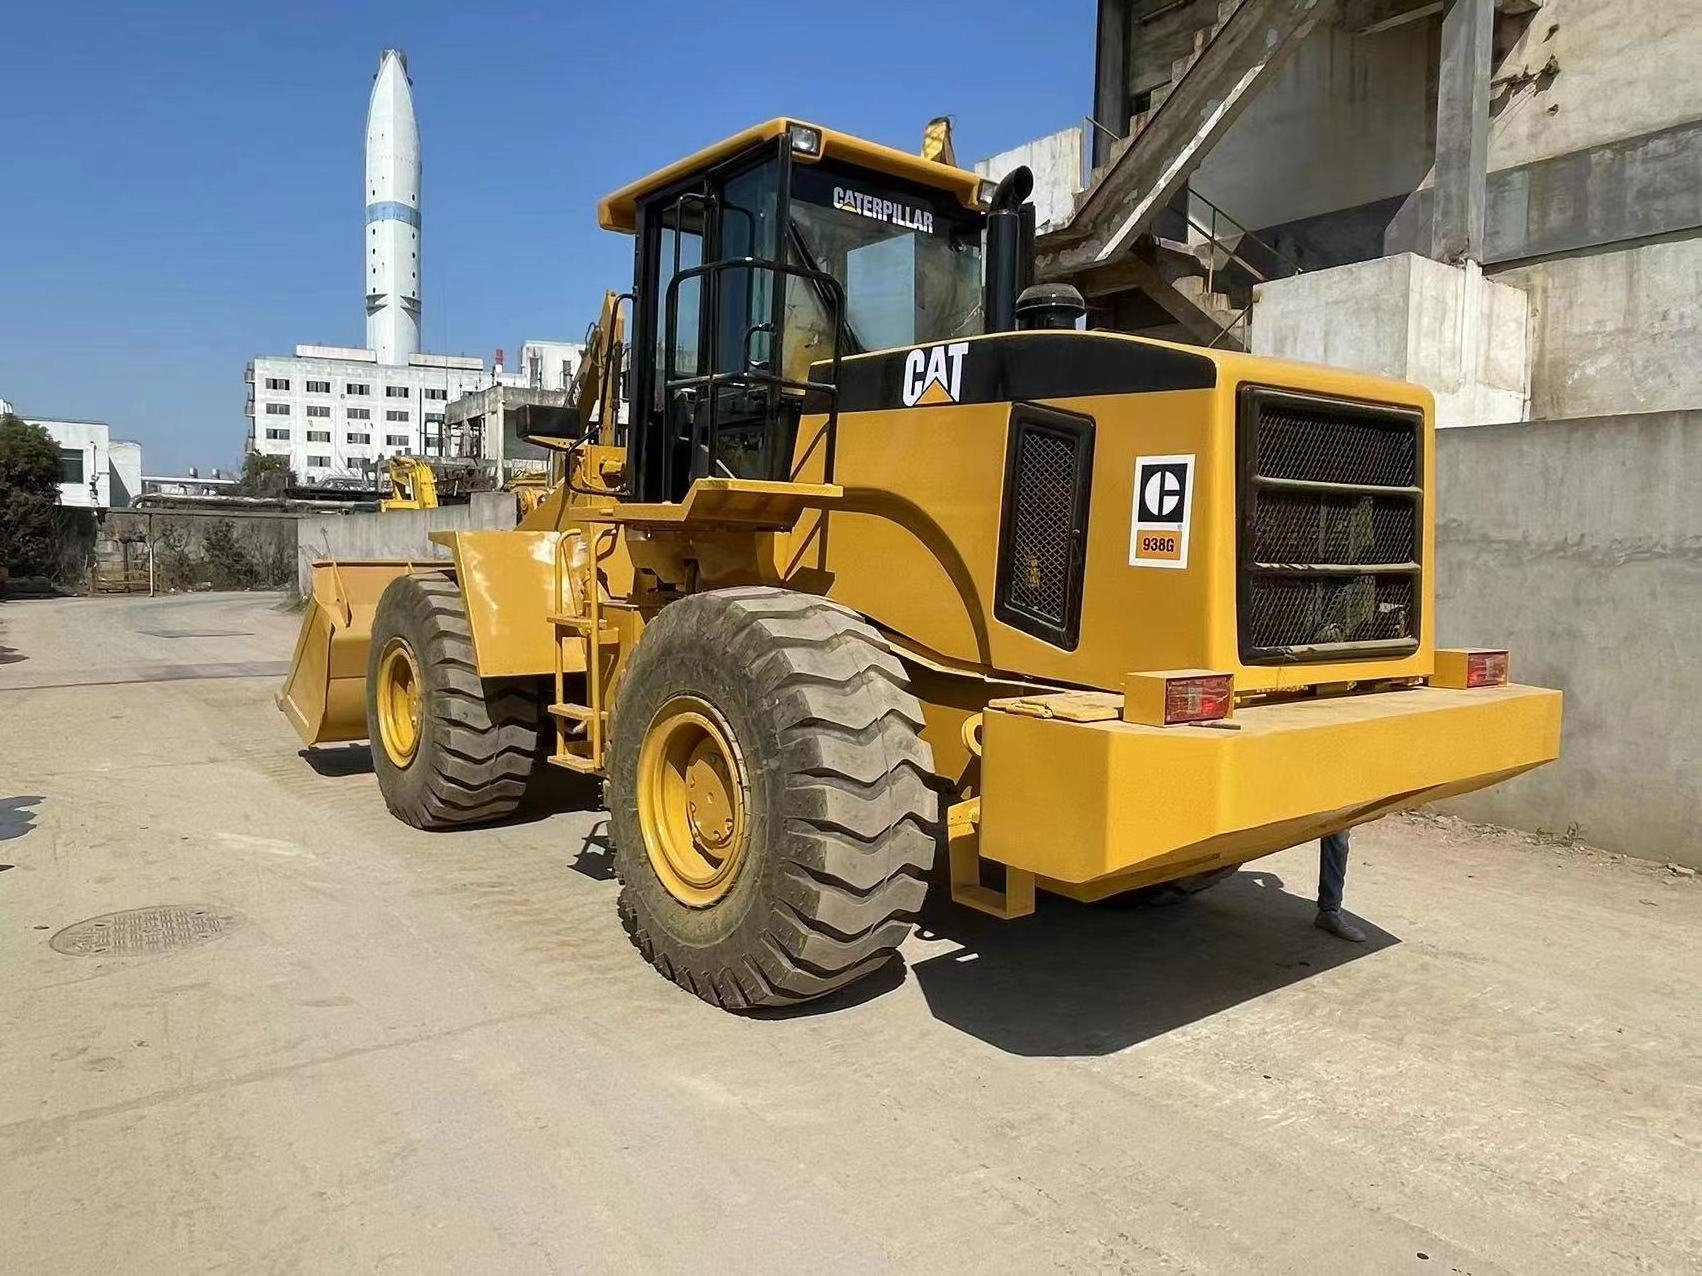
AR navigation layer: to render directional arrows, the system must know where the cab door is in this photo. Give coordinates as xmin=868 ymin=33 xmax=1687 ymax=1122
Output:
xmin=628 ymin=144 xmax=837 ymax=501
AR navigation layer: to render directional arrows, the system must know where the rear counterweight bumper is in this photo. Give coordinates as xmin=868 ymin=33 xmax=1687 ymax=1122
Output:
xmin=979 ymin=683 xmax=1562 ymax=889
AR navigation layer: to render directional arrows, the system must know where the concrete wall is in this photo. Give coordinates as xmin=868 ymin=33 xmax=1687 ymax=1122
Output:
xmin=1434 ymin=410 xmax=1702 ymax=866
xmin=293 ymin=489 xmax=516 ymax=598
xmin=1125 ymin=0 xmax=1220 ymax=102
xmin=109 ymin=440 xmax=142 ymax=509
xmin=105 ymin=508 xmax=299 ymax=591
xmin=975 ymin=127 xmax=1084 ymax=234
xmin=1488 ymin=0 xmax=1702 ymax=172
xmin=1194 ymin=19 xmax=1436 ymax=234
xmin=515 ymin=341 xmax=585 ymax=393
xmin=1491 ymin=234 xmax=1702 ymax=421
xmin=1251 ymin=253 xmax=1529 ymax=427
xmin=1386 ymin=119 xmax=1702 ymax=268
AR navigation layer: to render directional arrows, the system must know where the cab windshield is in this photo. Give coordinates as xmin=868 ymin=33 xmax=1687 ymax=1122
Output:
xmin=783 ymin=163 xmax=984 ymax=381
xmin=631 ymin=149 xmax=987 ymax=498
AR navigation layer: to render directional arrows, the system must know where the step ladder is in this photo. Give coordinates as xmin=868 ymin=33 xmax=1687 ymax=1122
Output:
xmin=546 ymin=527 xmax=620 ymax=774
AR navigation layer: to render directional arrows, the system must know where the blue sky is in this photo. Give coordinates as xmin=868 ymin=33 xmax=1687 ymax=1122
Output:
xmin=0 ymin=2 xmax=1091 ymax=474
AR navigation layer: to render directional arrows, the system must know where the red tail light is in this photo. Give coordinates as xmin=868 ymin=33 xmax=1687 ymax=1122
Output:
xmin=1434 ymin=648 xmax=1511 ymax=689
xmin=1165 ymin=675 xmax=1234 ymax=724
xmin=1465 ymin=650 xmax=1509 ymax=687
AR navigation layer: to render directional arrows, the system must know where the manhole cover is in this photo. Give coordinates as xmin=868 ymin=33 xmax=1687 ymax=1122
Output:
xmin=50 ymin=905 xmax=240 ymax=956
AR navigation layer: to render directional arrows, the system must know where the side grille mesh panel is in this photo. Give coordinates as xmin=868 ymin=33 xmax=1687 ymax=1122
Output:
xmin=995 ymin=406 xmax=1094 ymax=649
xmin=1005 ymin=430 xmax=1077 ymax=627
xmin=1240 ymin=389 xmax=1423 ymax=661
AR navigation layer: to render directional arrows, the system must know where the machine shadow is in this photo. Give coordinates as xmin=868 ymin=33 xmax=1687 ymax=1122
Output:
xmin=909 ymin=870 xmax=1398 ymax=1057
xmin=568 ymin=816 xmax=618 ymax=881
xmin=299 ymin=746 xmax=375 ymax=777
xmin=297 ymin=746 xmax=602 ymax=831
xmin=0 ymin=795 xmax=44 ymax=842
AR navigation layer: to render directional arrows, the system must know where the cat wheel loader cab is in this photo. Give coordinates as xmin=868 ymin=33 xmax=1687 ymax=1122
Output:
xmin=279 ymin=117 xmax=1562 ymax=1011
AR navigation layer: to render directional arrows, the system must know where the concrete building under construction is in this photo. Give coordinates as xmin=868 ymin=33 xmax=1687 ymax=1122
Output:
xmin=1029 ymin=0 xmax=1702 ymax=857
xmin=1042 ymin=0 xmax=1699 ymax=425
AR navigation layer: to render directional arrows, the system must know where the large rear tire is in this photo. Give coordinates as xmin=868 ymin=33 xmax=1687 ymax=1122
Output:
xmin=608 ymin=587 xmax=937 ymax=1010
xmin=365 ymin=573 xmax=541 ymax=829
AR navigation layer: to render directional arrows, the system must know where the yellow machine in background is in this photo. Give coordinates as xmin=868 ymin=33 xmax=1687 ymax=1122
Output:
xmin=379 ymin=456 xmax=441 ymax=511
xmin=382 ymin=453 xmax=552 ymax=518
xmin=281 ymin=119 xmax=1561 ymax=1011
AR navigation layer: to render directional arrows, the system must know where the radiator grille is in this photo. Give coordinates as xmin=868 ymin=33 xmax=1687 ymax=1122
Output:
xmin=995 ymin=406 xmax=1095 ymax=649
xmin=1254 ymin=402 xmax=1419 ymax=488
xmin=1245 ymin=576 xmax=1415 ymax=651
xmin=1239 ymin=388 xmax=1423 ymax=662
xmin=1247 ymin=489 xmax=1416 ymax=566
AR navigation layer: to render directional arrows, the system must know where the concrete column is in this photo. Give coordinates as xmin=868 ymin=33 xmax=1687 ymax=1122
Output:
xmin=1430 ymin=0 xmax=1493 ymax=263
xmin=1092 ymin=0 xmax=1132 ymax=168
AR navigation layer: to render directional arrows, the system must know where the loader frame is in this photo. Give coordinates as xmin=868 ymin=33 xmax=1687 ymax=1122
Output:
xmin=280 ymin=118 xmax=1562 ymax=982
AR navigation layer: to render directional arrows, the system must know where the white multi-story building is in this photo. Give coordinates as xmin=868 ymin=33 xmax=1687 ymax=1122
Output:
xmin=12 ymin=413 xmax=142 ymax=510
xmin=246 ymin=344 xmax=486 ymax=481
xmin=502 ymin=340 xmax=584 ymax=392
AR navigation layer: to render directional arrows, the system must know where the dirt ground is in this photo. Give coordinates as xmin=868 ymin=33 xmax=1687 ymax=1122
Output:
xmin=1 ymin=591 xmax=1698 ymax=1274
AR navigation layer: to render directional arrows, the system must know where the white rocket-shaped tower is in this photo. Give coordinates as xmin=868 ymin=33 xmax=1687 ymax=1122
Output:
xmin=364 ymin=49 xmax=420 ymax=365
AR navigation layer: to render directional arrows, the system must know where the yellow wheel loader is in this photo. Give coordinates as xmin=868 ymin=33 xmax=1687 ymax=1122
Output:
xmin=280 ymin=120 xmax=1562 ymax=1010
xmin=380 ymin=456 xmax=441 ymax=511
xmin=380 ymin=455 xmax=504 ymax=512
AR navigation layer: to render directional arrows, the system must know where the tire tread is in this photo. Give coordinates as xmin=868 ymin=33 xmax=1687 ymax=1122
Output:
xmin=611 ymin=587 xmax=938 ymax=1010
xmin=367 ymin=573 xmax=540 ymax=830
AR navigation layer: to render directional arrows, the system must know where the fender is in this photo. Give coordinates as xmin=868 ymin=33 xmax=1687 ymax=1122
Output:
xmin=427 ymin=529 xmax=581 ymax=677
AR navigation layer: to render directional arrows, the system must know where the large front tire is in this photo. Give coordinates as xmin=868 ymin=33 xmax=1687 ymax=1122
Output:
xmin=608 ymin=588 xmax=937 ymax=1010
xmin=365 ymin=573 xmax=541 ymax=829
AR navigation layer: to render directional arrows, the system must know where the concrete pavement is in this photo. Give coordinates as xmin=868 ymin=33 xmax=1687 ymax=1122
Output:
xmin=1 ymin=591 xmax=1697 ymax=1274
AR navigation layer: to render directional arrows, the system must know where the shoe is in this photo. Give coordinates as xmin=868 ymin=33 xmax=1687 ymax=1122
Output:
xmin=1315 ymin=909 xmax=1367 ymax=943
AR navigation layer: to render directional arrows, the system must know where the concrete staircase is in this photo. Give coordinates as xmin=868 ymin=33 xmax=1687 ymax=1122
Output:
xmin=1038 ymin=0 xmax=1333 ymax=349
xmin=1169 ymin=269 xmax=1250 ymax=347
xmin=1081 ymin=0 xmax=1244 ymax=201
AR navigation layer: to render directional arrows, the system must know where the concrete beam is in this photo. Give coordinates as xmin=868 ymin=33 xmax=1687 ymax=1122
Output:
xmin=1346 ymin=0 xmax=1534 ymax=36
xmin=1430 ymin=0 xmax=1493 ymax=263
xmin=1342 ymin=0 xmax=1442 ymax=35
xmin=1092 ymin=0 xmax=1132 ymax=169
xmin=1387 ymin=120 xmax=1702 ymax=265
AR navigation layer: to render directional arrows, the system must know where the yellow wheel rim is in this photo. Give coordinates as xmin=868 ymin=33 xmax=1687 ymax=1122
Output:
xmin=376 ymin=638 xmax=424 ymax=768
xmin=637 ymin=696 xmax=750 ymax=908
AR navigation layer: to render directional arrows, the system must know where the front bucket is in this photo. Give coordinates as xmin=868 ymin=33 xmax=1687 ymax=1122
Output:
xmin=277 ymin=561 xmax=435 ymax=746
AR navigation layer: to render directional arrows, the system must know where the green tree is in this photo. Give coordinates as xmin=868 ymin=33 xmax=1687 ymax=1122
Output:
xmin=0 ymin=413 xmax=64 ymax=574
xmin=200 ymin=518 xmax=257 ymax=588
xmin=234 ymin=451 xmax=293 ymax=498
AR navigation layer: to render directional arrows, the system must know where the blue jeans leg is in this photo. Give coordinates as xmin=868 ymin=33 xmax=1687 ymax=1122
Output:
xmin=1318 ymin=831 xmax=1350 ymax=913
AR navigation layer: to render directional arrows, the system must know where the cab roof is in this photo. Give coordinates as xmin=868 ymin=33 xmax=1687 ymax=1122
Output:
xmin=596 ymin=118 xmax=988 ymax=233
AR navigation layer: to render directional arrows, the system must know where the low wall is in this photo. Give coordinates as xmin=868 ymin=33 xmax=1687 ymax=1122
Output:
xmin=1435 ymin=410 xmax=1702 ymax=865
xmin=1492 ymin=235 xmax=1702 ymax=422
xmin=23 ymin=503 xmax=346 ymax=592
xmin=294 ymin=491 xmax=517 ymax=598
xmin=1251 ymin=253 xmax=1530 ymax=427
